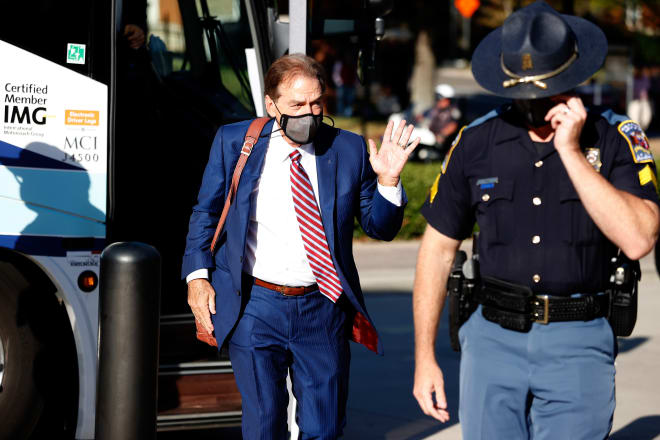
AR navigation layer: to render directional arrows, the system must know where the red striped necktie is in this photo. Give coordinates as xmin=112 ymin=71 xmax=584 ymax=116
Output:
xmin=288 ymin=150 xmax=343 ymax=302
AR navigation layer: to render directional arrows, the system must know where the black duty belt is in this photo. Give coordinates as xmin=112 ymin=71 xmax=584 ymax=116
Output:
xmin=477 ymin=277 xmax=609 ymax=332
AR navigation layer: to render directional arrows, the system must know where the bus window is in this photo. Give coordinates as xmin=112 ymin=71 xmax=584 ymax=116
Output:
xmin=196 ymin=0 xmax=255 ymax=113
xmin=147 ymin=0 xmax=189 ymax=75
xmin=113 ymin=0 xmax=256 ymax=316
xmin=194 ymin=0 xmax=254 ymax=111
xmin=144 ymin=0 xmax=254 ymax=118
xmin=200 ymin=0 xmax=242 ymax=22
xmin=0 ymin=1 xmax=110 ymax=81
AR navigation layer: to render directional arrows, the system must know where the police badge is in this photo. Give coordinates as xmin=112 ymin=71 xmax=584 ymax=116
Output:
xmin=584 ymin=148 xmax=602 ymax=172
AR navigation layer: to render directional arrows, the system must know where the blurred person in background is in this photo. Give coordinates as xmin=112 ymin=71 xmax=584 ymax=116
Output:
xmin=423 ymin=84 xmax=461 ymax=156
xmin=386 ymin=84 xmax=460 ymax=162
xmin=650 ymin=66 xmax=660 ymax=130
xmin=332 ymin=52 xmax=358 ymax=117
xmin=312 ymin=40 xmax=337 ymax=114
xmin=628 ymin=66 xmax=653 ymax=131
xmin=413 ymin=2 xmax=660 ymax=439
xmin=374 ymin=84 xmax=402 ymax=117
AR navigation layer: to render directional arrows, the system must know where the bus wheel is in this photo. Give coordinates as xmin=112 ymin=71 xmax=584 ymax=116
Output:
xmin=0 ymin=276 xmax=43 ymax=439
xmin=0 ymin=268 xmax=78 ymax=439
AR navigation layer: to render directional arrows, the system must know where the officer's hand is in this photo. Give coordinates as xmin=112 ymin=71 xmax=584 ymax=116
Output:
xmin=368 ymin=119 xmax=421 ymax=187
xmin=545 ymin=95 xmax=587 ymax=154
xmin=413 ymin=360 xmax=450 ymax=423
xmin=187 ymin=278 xmax=216 ymax=333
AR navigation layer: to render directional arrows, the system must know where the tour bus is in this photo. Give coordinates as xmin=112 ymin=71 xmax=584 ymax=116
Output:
xmin=0 ymin=0 xmax=390 ymax=438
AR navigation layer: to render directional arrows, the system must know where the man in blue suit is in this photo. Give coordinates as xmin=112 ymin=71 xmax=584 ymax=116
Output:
xmin=182 ymin=54 xmax=419 ymax=439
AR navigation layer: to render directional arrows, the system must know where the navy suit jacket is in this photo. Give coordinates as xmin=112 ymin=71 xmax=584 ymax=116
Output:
xmin=182 ymin=119 xmax=406 ymax=354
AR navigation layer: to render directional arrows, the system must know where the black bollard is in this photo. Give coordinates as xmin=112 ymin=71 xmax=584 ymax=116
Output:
xmin=655 ymin=240 xmax=660 ymax=278
xmin=96 ymin=242 xmax=161 ymax=440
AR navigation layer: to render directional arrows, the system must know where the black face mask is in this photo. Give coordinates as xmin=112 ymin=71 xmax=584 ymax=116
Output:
xmin=274 ymin=103 xmax=323 ymax=144
xmin=513 ymin=98 xmax=555 ymax=127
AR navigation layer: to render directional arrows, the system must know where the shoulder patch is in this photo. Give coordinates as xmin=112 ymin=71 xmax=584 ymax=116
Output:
xmin=441 ymin=125 xmax=466 ymax=174
xmin=618 ymin=120 xmax=654 ymax=164
xmin=429 ymin=173 xmax=441 ymax=203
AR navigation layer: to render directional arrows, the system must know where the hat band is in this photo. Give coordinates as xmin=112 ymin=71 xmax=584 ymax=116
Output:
xmin=501 ymin=48 xmax=578 ymax=90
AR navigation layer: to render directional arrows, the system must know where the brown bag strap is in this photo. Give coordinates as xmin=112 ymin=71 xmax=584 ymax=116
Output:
xmin=210 ymin=117 xmax=270 ymax=254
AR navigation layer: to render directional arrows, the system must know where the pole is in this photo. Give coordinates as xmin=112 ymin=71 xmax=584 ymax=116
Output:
xmin=96 ymin=242 xmax=161 ymax=440
xmin=289 ymin=0 xmax=307 ymax=54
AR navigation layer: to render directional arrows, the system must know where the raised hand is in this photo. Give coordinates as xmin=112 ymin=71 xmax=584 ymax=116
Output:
xmin=368 ymin=119 xmax=421 ymax=186
xmin=545 ymin=95 xmax=587 ymax=155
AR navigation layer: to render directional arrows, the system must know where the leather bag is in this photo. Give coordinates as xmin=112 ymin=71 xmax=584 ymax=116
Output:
xmin=195 ymin=117 xmax=270 ymax=347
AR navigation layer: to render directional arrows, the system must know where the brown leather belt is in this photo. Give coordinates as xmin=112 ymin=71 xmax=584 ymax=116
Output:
xmin=253 ymin=277 xmax=318 ymax=296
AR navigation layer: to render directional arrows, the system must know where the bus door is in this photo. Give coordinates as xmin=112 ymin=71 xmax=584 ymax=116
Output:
xmin=112 ymin=0 xmax=266 ymax=430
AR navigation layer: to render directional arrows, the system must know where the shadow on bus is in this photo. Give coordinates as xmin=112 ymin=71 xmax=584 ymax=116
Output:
xmin=8 ymin=142 xmax=105 ymax=255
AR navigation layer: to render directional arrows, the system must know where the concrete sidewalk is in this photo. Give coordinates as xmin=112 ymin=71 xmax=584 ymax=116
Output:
xmin=351 ymin=240 xmax=660 ymax=440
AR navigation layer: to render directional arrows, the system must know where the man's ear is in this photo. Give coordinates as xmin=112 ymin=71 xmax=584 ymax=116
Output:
xmin=265 ymin=95 xmax=277 ymax=118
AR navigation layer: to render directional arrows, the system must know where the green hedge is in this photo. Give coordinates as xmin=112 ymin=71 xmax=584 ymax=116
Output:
xmin=354 ymin=162 xmax=443 ymax=240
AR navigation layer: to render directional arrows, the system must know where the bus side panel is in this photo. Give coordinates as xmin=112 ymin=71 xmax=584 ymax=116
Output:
xmin=0 ymin=38 xmax=108 ymax=439
xmin=0 ymin=41 xmax=108 ymax=255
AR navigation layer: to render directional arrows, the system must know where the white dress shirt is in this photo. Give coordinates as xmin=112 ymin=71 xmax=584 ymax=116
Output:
xmin=186 ymin=122 xmax=402 ymax=284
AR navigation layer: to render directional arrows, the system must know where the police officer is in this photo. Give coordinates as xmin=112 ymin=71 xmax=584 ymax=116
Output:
xmin=412 ymin=2 xmax=660 ymax=439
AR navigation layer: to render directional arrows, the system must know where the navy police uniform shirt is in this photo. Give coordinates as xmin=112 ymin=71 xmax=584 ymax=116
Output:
xmin=421 ymin=106 xmax=660 ymax=295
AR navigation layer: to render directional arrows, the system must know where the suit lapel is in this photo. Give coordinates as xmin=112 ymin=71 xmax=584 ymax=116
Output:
xmin=315 ymin=143 xmax=337 ymax=256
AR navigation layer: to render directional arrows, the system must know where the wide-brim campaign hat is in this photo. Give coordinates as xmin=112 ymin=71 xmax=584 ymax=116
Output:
xmin=471 ymin=0 xmax=608 ymax=99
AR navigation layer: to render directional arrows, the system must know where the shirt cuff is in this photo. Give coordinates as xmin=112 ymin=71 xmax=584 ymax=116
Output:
xmin=377 ymin=180 xmax=403 ymax=207
xmin=186 ymin=268 xmax=209 ymax=283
